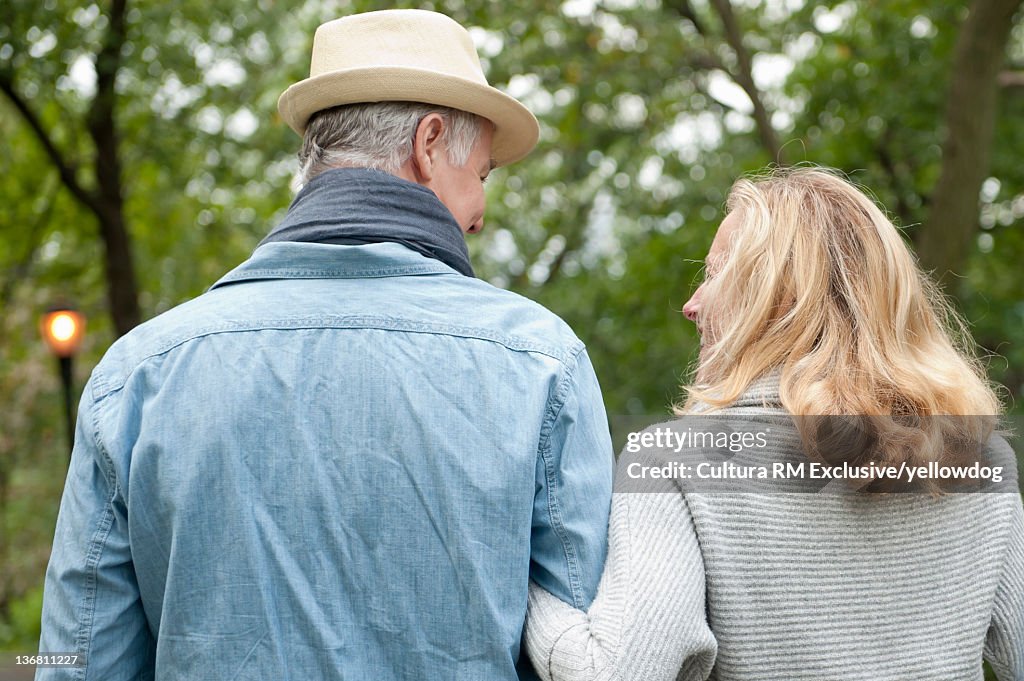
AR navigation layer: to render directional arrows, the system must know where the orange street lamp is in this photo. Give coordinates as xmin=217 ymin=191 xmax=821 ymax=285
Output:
xmin=41 ymin=306 xmax=86 ymax=458
xmin=42 ymin=309 xmax=86 ymax=357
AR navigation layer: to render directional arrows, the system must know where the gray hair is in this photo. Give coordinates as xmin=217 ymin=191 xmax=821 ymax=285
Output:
xmin=295 ymin=101 xmax=483 ymax=187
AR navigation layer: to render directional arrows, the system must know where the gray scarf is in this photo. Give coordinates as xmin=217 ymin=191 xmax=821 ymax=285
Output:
xmin=259 ymin=167 xmax=474 ymax=277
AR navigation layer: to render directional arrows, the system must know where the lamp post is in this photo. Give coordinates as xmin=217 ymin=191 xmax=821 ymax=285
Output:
xmin=40 ymin=306 xmax=86 ymax=458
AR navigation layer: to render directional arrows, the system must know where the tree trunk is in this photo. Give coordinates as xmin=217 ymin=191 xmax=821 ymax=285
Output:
xmin=0 ymin=0 xmax=140 ymax=336
xmin=89 ymin=0 xmax=140 ymax=335
xmin=918 ymin=0 xmax=1023 ymax=282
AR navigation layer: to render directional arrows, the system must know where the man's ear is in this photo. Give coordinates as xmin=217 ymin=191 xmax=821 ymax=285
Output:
xmin=410 ymin=113 xmax=447 ymax=183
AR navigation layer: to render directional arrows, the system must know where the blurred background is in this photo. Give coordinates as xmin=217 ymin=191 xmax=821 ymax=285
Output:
xmin=1 ymin=0 xmax=1022 ymax=660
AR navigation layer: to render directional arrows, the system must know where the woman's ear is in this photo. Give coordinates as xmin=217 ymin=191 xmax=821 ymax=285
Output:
xmin=409 ymin=113 xmax=447 ymax=183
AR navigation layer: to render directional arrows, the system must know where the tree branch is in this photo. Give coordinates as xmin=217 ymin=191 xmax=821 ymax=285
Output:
xmin=685 ymin=51 xmax=728 ymax=73
xmin=707 ymin=0 xmax=784 ymax=163
xmin=0 ymin=174 xmax=60 ymax=311
xmin=664 ymin=0 xmax=726 ymax=74
xmin=663 ymin=0 xmax=710 ymax=36
xmin=536 ymin=194 xmax=597 ymax=287
xmin=998 ymin=70 xmax=1024 ymax=87
xmin=0 ymin=72 xmax=101 ymax=218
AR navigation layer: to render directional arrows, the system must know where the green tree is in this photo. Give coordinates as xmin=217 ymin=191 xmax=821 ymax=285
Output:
xmin=1 ymin=0 xmax=1021 ymax=654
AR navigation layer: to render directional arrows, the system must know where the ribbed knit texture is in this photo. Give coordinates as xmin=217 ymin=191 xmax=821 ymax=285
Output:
xmin=525 ymin=379 xmax=1024 ymax=681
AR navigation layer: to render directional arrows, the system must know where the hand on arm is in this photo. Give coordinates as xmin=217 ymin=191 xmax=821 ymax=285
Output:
xmin=526 ymin=488 xmax=716 ymax=681
xmin=529 ymin=349 xmax=614 ymax=609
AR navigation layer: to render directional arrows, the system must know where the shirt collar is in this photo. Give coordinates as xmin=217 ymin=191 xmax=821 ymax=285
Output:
xmin=210 ymin=241 xmax=457 ymax=290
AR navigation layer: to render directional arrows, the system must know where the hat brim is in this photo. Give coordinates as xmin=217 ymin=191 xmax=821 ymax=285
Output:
xmin=277 ymin=66 xmax=540 ymax=167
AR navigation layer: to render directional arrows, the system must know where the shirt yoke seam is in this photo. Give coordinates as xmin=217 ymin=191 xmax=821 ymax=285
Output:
xmin=212 ymin=264 xmax=451 ymax=284
xmin=91 ymin=317 xmax=583 ymax=399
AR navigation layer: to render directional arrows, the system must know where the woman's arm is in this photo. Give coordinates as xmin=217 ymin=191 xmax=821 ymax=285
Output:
xmin=984 ymin=493 xmax=1024 ymax=681
xmin=525 ymin=489 xmax=716 ymax=681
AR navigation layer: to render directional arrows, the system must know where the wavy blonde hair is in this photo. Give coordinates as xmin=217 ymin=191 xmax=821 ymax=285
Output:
xmin=678 ymin=167 xmax=1002 ymax=485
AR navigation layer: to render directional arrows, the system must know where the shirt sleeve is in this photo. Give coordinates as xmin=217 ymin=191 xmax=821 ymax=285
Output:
xmin=530 ymin=348 xmax=615 ymax=609
xmin=524 ymin=487 xmax=716 ymax=681
xmin=985 ymin=493 xmax=1024 ymax=681
xmin=37 ymin=380 xmax=155 ymax=681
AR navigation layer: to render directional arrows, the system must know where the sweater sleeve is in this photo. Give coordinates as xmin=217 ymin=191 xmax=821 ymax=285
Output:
xmin=524 ymin=489 xmax=716 ymax=681
xmin=985 ymin=493 xmax=1024 ymax=681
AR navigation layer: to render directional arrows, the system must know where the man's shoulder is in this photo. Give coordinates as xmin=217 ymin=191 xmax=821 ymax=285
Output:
xmin=87 ymin=270 xmax=589 ymax=399
xmin=447 ymin=276 xmax=584 ymax=352
xmin=87 ymin=290 xmax=240 ymax=398
xmin=354 ymin=272 xmax=590 ymax=369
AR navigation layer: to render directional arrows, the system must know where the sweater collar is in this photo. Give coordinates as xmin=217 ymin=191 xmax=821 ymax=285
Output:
xmin=687 ymin=370 xmax=784 ymax=414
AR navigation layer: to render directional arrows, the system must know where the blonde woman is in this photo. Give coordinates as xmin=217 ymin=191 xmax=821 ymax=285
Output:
xmin=524 ymin=167 xmax=1024 ymax=681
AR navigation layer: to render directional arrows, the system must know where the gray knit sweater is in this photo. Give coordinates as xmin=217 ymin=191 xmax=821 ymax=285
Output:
xmin=525 ymin=382 xmax=1024 ymax=681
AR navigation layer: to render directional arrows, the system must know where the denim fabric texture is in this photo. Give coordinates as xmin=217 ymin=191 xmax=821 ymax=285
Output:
xmin=37 ymin=241 xmax=614 ymax=680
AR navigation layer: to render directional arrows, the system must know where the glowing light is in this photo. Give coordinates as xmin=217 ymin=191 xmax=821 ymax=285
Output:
xmin=49 ymin=313 xmax=78 ymax=342
xmin=41 ymin=308 xmax=86 ymax=357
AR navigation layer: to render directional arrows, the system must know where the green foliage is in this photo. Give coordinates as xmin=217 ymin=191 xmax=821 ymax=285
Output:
xmin=778 ymin=1 xmax=1024 ymax=405
xmin=0 ymin=586 xmax=44 ymax=651
xmin=1 ymin=0 xmax=1022 ymax=653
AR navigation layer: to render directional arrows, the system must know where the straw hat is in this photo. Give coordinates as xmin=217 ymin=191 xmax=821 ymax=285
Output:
xmin=277 ymin=9 xmax=540 ymax=167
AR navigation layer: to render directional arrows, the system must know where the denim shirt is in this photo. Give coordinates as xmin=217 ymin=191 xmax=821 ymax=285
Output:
xmin=37 ymin=242 xmax=613 ymax=680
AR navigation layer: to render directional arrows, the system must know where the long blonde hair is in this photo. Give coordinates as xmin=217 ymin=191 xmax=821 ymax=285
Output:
xmin=679 ymin=167 xmax=1002 ymax=481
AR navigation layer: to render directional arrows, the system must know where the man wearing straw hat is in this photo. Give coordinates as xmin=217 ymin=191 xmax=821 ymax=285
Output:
xmin=37 ymin=9 xmax=613 ymax=681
